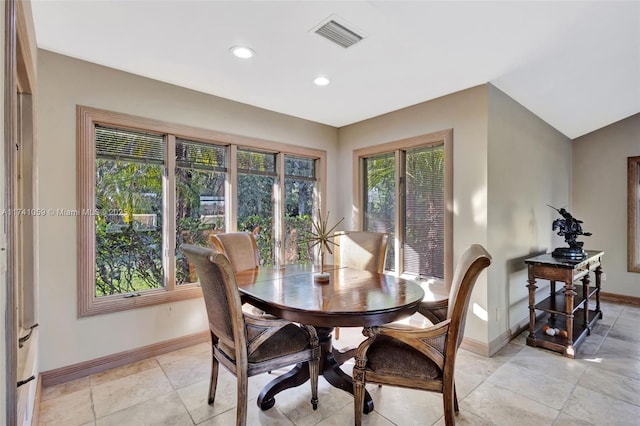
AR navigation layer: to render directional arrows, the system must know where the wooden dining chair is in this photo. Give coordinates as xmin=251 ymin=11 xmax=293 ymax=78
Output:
xmin=210 ymin=231 xmax=260 ymax=272
xmin=333 ymin=231 xmax=388 ymax=274
xmin=333 ymin=231 xmax=389 ymax=340
xmin=180 ymin=244 xmax=320 ymax=426
xmin=352 ymin=244 xmax=491 ymax=426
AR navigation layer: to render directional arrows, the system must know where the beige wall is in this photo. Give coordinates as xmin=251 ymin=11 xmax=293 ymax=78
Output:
xmin=337 ymin=85 xmax=491 ymax=345
xmin=36 ymin=50 xmax=338 ymax=371
xmin=573 ymin=113 xmax=640 ymax=298
xmin=487 ymin=85 xmax=572 ymax=347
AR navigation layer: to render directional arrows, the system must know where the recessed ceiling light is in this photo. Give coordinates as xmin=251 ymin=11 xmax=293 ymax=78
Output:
xmin=314 ymin=76 xmax=330 ymax=86
xmin=230 ymin=46 xmax=254 ymax=59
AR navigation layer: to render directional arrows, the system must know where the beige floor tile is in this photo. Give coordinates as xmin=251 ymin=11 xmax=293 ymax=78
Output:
xmin=313 ymin=402 xmax=394 ymax=426
xmin=160 ymin=349 xmax=212 ymax=389
xmin=462 ymin=381 xmax=559 ymax=426
xmin=90 ymin=358 xmax=160 ymax=386
xmin=273 ymin=378 xmax=352 ymax=425
xmin=197 ymin=397 xmax=295 ymax=426
xmin=507 ymin=345 xmax=587 ymax=384
xmin=95 ymin=392 xmax=192 ymax=426
xmin=578 ymin=366 xmax=640 ymax=406
xmin=608 ymin=320 xmax=640 ymax=345
xmin=432 ymin=409 xmax=493 ymax=426
xmin=38 ymin=388 xmax=94 ymax=426
xmin=92 ymin=367 xmax=174 ymax=418
xmin=455 ymin=348 xmax=509 ymax=381
xmin=561 ymin=385 xmax=640 ymax=426
xmin=579 ymin=354 xmax=640 ymax=381
xmin=365 ymin=385 xmax=444 ymax=426
xmin=453 ymin=369 xmax=484 ymax=400
xmin=596 ymin=307 xmax=622 ymax=327
xmin=156 ymin=342 xmax=211 ymax=365
xmin=487 ymin=362 xmax=575 ymax=409
xmin=177 ymin=375 xmax=237 ymax=424
xmin=553 ymin=412 xmax=596 ymax=425
xmin=40 ymin=376 xmax=91 ymax=402
xmin=596 ymin=335 xmax=640 ymax=359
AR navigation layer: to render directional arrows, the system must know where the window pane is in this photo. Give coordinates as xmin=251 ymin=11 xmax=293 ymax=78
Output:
xmin=175 ymin=139 xmax=227 ymax=284
xmin=237 ymin=148 xmax=276 ymax=174
xmin=404 ymin=144 xmax=445 ymax=278
xmin=96 ymin=125 xmax=164 ymax=164
xmin=95 ymin=159 xmax=164 ymax=296
xmin=285 ymin=156 xmax=315 ymax=178
xmin=284 ymin=156 xmax=316 ymax=265
xmin=363 ymin=153 xmax=395 ymax=271
xmin=237 ymin=149 xmax=276 ymax=265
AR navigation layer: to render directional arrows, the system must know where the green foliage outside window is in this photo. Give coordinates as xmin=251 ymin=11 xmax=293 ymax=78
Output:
xmin=95 ymin=159 xmax=164 ymax=296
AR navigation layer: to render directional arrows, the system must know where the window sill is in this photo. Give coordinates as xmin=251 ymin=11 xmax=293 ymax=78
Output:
xmin=78 ymin=285 xmax=203 ymax=318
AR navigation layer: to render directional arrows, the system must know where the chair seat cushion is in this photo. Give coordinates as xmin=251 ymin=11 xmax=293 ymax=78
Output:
xmin=219 ymin=323 xmax=310 ymax=363
xmin=365 ymin=335 xmax=442 ymax=381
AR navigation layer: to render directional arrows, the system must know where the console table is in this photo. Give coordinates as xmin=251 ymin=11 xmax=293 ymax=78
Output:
xmin=525 ymin=250 xmax=603 ymax=358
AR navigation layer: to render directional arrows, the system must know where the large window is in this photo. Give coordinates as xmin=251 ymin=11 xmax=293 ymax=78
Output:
xmin=78 ymin=106 xmax=325 ymax=316
xmin=355 ymin=130 xmax=452 ymax=283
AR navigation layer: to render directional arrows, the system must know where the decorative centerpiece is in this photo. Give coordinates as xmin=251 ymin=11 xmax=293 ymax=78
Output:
xmin=548 ymin=205 xmax=592 ymax=260
xmin=307 ymin=210 xmax=343 ymax=282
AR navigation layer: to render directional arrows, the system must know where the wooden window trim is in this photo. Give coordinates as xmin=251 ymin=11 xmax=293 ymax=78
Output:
xmin=77 ymin=106 xmax=326 ymax=317
xmin=352 ymin=129 xmax=453 ymax=284
xmin=628 ymin=156 xmax=640 ymax=272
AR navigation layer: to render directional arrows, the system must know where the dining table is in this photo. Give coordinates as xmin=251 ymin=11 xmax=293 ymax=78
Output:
xmin=234 ymin=264 xmax=426 ymax=414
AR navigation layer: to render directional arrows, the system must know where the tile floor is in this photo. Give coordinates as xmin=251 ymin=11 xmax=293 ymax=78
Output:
xmin=38 ymin=301 xmax=640 ymax=425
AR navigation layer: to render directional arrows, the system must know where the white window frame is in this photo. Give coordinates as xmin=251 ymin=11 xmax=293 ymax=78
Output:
xmin=77 ymin=106 xmax=326 ymax=317
xmin=353 ymin=129 xmax=453 ymax=284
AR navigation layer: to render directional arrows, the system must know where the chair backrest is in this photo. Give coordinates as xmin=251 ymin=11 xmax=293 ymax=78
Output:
xmin=180 ymin=244 xmax=247 ymax=352
xmin=334 ymin=231 xmax=389 ymax=273
xmin=210 ymin=232 xmax=260 ymax=272
xmin=446 ymin=244 xmax=492 ymax=349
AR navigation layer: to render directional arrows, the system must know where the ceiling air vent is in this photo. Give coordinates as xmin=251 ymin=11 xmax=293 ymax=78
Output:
xmin=314 ymin=19 xmax=363 ymax=48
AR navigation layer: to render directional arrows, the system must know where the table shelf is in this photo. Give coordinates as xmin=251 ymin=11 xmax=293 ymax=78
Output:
xmin=534 ymin=284 xmax=599 ymax=315
xmin=527 ymin=309 xmax=602 ymax=355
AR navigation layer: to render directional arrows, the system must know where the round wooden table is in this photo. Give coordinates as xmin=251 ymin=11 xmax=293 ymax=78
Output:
xmin=235 ymin=265 xmax=425 ymax=414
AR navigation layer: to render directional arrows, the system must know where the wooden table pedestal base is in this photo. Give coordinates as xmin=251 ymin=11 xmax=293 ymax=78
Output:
xmin=258 ymin=326 xmax=373 ymax=414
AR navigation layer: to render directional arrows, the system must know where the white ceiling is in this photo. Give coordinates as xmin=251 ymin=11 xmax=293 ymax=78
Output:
xmin=31 ymin=1 xmax=640 ymax=139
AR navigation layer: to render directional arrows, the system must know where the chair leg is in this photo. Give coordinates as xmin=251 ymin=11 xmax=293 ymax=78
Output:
xmin=335 ymin=326 xmax=340 ymax=340
xmin=208 ymin=356 xmax=219 ymax=405
xmin=442 ymin=378 xmax=456 ymax=426
xmin=453 ymin=383 xmax=459 ymax=413
xmin=309 ymin=359 xmax=319 ymax=410
xmin=236 ymin=372 xmax=249 ymax=426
